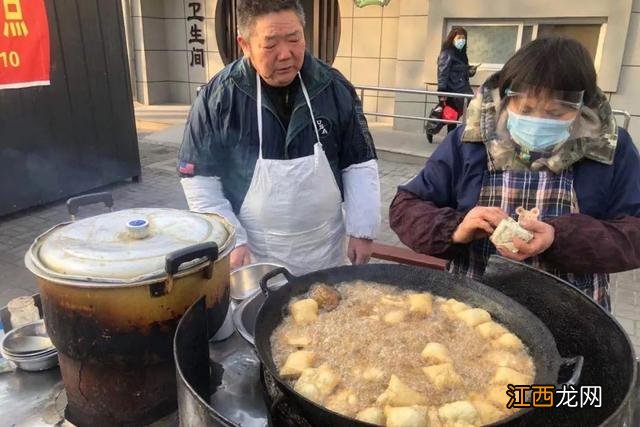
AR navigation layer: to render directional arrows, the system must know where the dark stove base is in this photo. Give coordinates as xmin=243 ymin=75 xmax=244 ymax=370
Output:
xmin=58 ymin=353 xmax=177 ymax=427
xmin=64 ymin=403 xmax=177 ymax=427
xmin=261 ymin=367 xmax=312 ymax=427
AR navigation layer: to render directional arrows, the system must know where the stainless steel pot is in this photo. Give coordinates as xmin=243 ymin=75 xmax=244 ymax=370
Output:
xmin=230 ymin=263 xmax=285 ymax=301
xmin=23 ymin=193 xmax=236 ymax=426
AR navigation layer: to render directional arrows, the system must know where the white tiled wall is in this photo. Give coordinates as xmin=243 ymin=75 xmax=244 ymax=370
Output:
xmin=612 ymin=8 xmax=640 ymax=145
xmin=334 ymin=0 xmax=401 ymax=125
xmin=132 ymin=0 xmax=225 ymax=105
xmin=129 ymin=0 xmax=639 ymax=138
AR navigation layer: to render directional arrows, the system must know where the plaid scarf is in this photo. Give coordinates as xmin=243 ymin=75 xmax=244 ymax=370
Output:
xmin=449 ymin=168 xmax=611 ymax=310
xmin=461 ymin=73 xmax=618 ymax=173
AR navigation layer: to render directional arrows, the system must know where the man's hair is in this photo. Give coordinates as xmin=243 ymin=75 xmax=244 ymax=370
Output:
xmin=236 ymin=0 xmax=305 ymax=37
xmin=498 ymin=37 xmax=598 ymax=107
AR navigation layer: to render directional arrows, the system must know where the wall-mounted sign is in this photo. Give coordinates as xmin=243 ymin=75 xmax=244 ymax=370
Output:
xmin=0 ymin=0 xmax=50 ymax=90
xmin=187 ymin=1 xmax=205 ymax=68
xmin=354 ymin=0 xmax=391 ymax=7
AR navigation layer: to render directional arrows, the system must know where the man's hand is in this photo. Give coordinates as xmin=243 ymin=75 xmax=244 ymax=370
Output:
xmin=230 ymin=244 xmax=251 ymax=270
xmin=452 ymin=207 xmax=509 ymax=244
xmin=347 ymin=237 xmax=373 ymax=265
xmin=497 ymin=218 xmax=555 ymax=261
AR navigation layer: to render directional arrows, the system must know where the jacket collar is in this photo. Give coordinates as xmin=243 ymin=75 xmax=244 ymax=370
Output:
xmin=461 ymin=73 xmax=618 ymax=173
xmin=229 ymin=51 xmax=332 ymax=103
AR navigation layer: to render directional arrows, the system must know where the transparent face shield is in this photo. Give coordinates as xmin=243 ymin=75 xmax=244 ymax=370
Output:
xmin=505 ymin=84 xmax=584 ymax=121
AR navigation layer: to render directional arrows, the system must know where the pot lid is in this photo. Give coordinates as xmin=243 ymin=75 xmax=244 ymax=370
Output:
xmin=28 ymin=208 xmax=234 ymax=284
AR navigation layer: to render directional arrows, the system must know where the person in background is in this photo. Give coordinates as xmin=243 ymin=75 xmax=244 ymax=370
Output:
xmin=390 ymin=37 xmax=640 ymax=310
xmin=436 ymin=27 xmax=478 ymax=135
xmin=178 ymin=0 xmax=381 ymax=275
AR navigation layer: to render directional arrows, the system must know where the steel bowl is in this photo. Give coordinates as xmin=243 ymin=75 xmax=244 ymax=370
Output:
xmin=230 ymin=263 xmax=285 ymax=301
xmin=1 ymin=319 xmax=59 ymax=371
xmin=1 ymin=319 xmax=53 ymax=354
xmin=3 ymin=351 xmax=59 ymax=371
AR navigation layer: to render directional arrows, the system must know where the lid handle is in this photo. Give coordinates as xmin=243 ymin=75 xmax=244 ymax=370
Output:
xmin=151 ymin=242 xmax=219 ymax=298
xmin=126 ymin=219 xmax=150 ymax=239
xmin=67 ymin=192 xmax=114 ymax=221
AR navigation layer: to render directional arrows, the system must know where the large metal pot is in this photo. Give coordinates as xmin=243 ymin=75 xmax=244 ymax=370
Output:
xmin=24 ymin=196 xmax=235 ymax=427
xmin=253 ymin=264 xmax=582 ymax=427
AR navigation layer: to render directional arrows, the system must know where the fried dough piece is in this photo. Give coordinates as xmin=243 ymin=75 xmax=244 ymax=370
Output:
xmin=308 ymin=283 xmax=341 ymax=311
xmin=456 ymin=308 xmax=491 ymax=327
xmin=493 ymin=333 xmax=524 ymax=351
xmin=377 ymin=375 xmax=427 ymax=406
xmin=476 ymin=322 xmax=508 ymax=339
xmin=325 ymin=388 xmax=359 ymax=416
xmin=384 ymin=405 xmax=429 ymax=427
xmin=384 ymin=310 xmax=407 ymax=324
xmin=408 ymin=293 xmax=433 ymax=317
xmin=490 ymin=366 xmax=532 ymax=385
xmin=290 ymin=298 xmax=318 ymax=325
xmin=356 ymin=407 xmax=385 ymax=425
xmin=422 ymin=363 xmax=463 ymax=390
xmin=437 ymin=401 xmax=480 ymax=426
xmin=294 ymin=363 xmax=340 ymax=402
xmin=471 ymin=399 xmax=506 ymax=425
xmin=421 ymin=342 xmax=452 ymax=365
xmin=280 ymin=350 xmax=315 ymax=378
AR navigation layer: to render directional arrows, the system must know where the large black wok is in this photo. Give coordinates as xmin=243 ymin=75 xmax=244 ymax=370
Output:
xmin=253 ymin=263 xmax=583 ymax=426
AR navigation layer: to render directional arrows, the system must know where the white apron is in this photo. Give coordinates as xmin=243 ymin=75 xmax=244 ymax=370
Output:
xmin=237 ymin=72 xmax=347 ymax=275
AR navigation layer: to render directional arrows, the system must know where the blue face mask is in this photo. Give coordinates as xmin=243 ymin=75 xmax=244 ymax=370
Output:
xmin=453 ymin=39 xmax=466 ymax=50
xmin=506 ymin=110 xmax=574 ymax=152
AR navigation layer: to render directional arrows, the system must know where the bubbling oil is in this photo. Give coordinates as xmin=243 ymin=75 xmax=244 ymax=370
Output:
xmin=271 ymin=281 xmax=535 ymax=423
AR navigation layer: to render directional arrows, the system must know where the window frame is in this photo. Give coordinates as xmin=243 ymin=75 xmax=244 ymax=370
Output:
xmin=446 ymin=17 xmax=607 ymax=73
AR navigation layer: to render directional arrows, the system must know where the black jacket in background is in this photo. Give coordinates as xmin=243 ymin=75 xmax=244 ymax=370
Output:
xmin=437 ymin=47 xmax=473 ymax=94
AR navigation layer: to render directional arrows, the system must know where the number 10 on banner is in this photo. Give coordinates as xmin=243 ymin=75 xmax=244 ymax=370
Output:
xmin=0 ymin=51 xmax=20 ymax=67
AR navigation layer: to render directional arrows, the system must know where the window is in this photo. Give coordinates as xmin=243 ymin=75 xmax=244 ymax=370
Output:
xmin=447 ymin=19 xmax=606 ymax=71
xmin=537 ymin=24 xmax=601 ymax=60
xmin=464 ymin=25 xmax=519 ymax=66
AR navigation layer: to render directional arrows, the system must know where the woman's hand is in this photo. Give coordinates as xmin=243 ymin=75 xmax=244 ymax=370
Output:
xmin=497 ymin=217 xmax=555 ymax=261
xmin=452 ymin=207 xmax=509 ymax=244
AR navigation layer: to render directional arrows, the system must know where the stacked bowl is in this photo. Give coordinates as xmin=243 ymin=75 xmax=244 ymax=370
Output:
xmin=1 ymin=319 xmax=58 ymax=371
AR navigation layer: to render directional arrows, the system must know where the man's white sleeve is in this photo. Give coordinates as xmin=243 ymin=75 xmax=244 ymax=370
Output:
xmin=341 ymin=159 xmax=381 ymax=240
xmin=181 ymin=176 xmax=247 ymax=246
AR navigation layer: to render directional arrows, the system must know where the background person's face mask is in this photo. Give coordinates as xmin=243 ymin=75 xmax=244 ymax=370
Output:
xmin=507 ymin=110 xmax=575 ymax=152
xmin=453 ymin=38 xmax=466 ymax=50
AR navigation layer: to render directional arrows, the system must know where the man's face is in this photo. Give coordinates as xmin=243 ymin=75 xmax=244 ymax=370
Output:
xmin=237 ymin=10 xmax=306 ymax=87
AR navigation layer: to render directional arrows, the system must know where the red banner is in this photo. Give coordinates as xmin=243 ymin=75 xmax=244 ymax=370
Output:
xmin=0 ymin=0 xmax=50 ymax=90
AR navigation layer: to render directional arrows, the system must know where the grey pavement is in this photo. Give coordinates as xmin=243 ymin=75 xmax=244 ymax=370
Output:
xmin=0 ymin=108 xmax=637 ymax=355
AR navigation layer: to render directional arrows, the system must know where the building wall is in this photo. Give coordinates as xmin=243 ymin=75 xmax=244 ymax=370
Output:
xmin=612 ymin=0 xmax=640 ymax=142
xmin=127 ymin=0 xmax=222 ymax=105
xmin=125 ymin=0 xmax=640 ymax=143
xmin=333 ymin=0 xmax=431 ymax=132
xmin=334 ymin=0 xmax=401 ymax=125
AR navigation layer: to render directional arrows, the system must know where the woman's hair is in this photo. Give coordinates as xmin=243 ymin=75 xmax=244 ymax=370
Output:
xmin=498 ymin=37 xmax=598 ymax=106
xmin=442 ymin=26 xmax=468 ymax=52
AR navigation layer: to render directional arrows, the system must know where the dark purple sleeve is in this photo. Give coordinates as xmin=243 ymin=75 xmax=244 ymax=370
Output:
xmin=389 ymin=190 xmax=466 ymax=259
xmin=540 ymin=129 xmax=640 ymax=274
xmin=541 ymin=214 xmax=640 ymax=274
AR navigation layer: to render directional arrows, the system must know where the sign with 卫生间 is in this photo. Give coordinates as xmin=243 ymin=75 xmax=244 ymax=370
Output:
xmin=0 ymin=0 xmax=50 ymax=90
xmin=354 ymin=0 xmax=392 ymax=7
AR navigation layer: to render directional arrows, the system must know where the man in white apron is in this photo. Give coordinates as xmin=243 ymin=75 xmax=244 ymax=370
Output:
xmin=178 ymin=0 xmax=380 ymax=275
